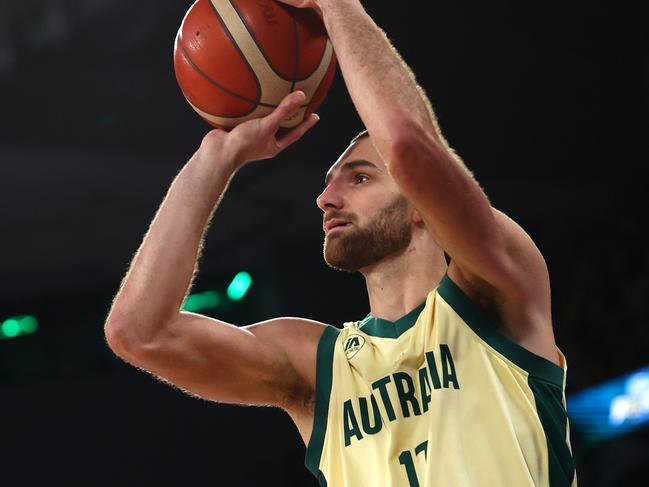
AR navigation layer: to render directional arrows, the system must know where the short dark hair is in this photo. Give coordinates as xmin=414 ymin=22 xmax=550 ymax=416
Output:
xmin=349 ymin=129 xmax=369 ymax=145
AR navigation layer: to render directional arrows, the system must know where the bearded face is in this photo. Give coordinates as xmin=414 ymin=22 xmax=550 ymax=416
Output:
xmin=323 ymin=194 xmax=412 ymax=272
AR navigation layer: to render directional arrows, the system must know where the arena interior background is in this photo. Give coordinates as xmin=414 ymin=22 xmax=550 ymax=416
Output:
xmin=0 ymin=0 xmax=647 ymax=485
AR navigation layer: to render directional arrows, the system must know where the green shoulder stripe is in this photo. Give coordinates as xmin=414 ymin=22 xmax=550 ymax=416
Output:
xmin=305 ymin=324 xmax=339 ymax=485
xmin=437 ymin=273 xmax=564 ymax=387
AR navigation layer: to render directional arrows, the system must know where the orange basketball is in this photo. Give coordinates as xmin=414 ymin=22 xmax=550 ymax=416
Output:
xmin=174 ymin=0 xmax=337 ymax=130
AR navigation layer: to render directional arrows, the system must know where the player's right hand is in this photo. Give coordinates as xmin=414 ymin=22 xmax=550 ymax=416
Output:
xmin=199 ymin=91 xmax=320 ymax=170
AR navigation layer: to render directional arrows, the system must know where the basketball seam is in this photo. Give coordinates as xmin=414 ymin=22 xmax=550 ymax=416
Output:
xmin=293 ymin=40 xmax=334 ymax=100
xmin=290 ymin=15 xmax=298 ymax=92
xmin=303 ymin=47 xmax=336 ymax=113
xmin=205 ymin=0 xmax=263 ymax=107
xmin=178 ymin=36 xmax=277 ymax=112
xmin=291 ymin=20 xmax=329 ymax=82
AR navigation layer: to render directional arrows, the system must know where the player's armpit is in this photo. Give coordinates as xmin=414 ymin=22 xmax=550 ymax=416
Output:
xmin=105 ymin=314 xmax=325 ymax=410
xmin=446 ymin=208 xmax=559 ymax=364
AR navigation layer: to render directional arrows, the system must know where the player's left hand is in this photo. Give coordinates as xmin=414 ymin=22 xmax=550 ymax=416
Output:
xmin=214 ymin=91 xmax=320 ymax=168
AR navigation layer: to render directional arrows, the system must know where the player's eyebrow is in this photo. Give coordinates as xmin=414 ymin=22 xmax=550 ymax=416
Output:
xmin=324 ymin=159 xmax=379 ymax=186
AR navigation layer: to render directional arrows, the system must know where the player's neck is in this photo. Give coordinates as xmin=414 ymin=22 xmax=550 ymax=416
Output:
xmin=361 ymin=239 xmax=447 ymax=323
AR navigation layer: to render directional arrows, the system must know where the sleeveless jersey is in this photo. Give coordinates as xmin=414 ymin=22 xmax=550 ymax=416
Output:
xmin=305 ymin=274 xmax=576 ymax=486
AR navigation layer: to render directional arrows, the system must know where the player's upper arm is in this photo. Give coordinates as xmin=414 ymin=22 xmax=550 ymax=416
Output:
xmin=385 ymin=129 xmax=547 ymax=302
xmin=105 ymin=313 xmax=326 ymax=410
xmin=447 ymin=208 xmax=551 ymax=308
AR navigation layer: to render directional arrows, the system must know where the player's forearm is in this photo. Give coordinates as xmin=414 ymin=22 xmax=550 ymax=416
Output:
xmin=317 ymin=1 xmax=507 ymax=281
xmin=105 ymin=138 xmax=237 ymax=345
xmin=318 ymin=0 xmax=441 ymax=155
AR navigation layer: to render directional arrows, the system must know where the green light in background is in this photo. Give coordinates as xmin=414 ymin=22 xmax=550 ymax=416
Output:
xmin=20 ymin=315 xmax=38 ymax=333
xmin=0 ymin=315 xmax=39 ymax=340
xmin=183 ymin=290 xmax=222 ymax=312
xmin=1 ymin=319 xmax=20 ymax=337
xmin=227 ymin=272 xmax=252 ymax=301
xmin=181 ymin=272 xmax=252 ymax=312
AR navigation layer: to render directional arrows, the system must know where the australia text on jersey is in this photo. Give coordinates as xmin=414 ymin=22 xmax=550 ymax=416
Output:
xmin=343 ymin=344 xmax=460 ymax=446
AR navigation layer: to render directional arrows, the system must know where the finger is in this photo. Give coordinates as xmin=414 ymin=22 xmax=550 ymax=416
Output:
xmin=276 ymin=113 xmax=320 ymax=150
xmin=264 ymin=91 xmax=307 ymax=131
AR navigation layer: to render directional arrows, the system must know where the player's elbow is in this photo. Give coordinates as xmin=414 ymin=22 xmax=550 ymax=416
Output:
xmin=104 ymin=316 xmax=157 ymax=362
xmin=383 ymin=129 xmax=452 ymax=184
xmin=382 ymin=123 xmax=448 ymax=173
xmin=104 ymin=320 xmax=138 ymax=360
xmin=104 ymin=324 xmax=128 ymax=362
xmin=104 ymin=298 xmax=174 ymax=353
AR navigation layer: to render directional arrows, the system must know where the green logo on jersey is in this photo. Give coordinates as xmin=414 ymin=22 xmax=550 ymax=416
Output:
xmin=344 ymin=334 xmax=366 ymax=359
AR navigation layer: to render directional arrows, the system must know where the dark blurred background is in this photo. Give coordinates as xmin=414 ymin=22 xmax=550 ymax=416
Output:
xmin=1 ymin=0 xmax=647 ymax=485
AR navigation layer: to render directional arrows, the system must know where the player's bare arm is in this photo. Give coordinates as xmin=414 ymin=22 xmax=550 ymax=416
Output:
xmin=279 ymin=0 xmax=558 ymax=364
xmin=104 ymin=92 xmax=324 ymax=437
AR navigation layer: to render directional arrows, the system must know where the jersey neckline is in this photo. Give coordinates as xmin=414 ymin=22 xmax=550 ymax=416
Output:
xmin=358 ymin=295 xmax=428 ymax=338
xmin=359 ymin=274 xmax=565 ymax=385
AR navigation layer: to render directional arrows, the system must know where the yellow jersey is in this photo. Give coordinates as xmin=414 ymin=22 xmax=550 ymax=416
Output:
xmin=305 ymin=274 xmax=576 ymax=486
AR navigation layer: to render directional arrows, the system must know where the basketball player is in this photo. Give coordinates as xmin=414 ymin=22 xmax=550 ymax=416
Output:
xmin=104 ymin=0 xmax=576 ymax=485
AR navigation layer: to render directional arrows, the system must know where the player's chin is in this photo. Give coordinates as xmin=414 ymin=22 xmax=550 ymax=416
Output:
xmin=323 ymin=243 xmax=352 ymax=269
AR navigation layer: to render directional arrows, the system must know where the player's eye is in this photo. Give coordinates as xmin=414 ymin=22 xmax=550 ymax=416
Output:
xmin=354 ymin=174 xmax=369 ymax=184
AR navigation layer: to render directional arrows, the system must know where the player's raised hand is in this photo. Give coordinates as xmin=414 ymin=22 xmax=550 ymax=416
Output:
xmin=200 ymin=91 xmax=320 ymax=169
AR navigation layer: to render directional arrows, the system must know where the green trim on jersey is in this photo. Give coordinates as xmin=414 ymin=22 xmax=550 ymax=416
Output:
xmin=358 ymin=300 xmax=427 ymax=338
xmin=438 ymin=274 xmax=564 ymax=387
xmin=528 ymin=377 xmax=576 ymax=486
xmin=305 ymin=325 xmax=339 ymax=486
xmin=441 ymin=273 xmax=575 ymax=483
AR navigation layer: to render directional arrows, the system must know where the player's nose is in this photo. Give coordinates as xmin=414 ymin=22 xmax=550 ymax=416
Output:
xmin=316 ymin=182 xmax=344 ymax=212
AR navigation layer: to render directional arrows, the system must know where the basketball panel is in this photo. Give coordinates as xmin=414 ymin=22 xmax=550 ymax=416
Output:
xmin=294 ymin=8 xmax=328 ymax=80
xmin=210 ymin=0 xmax=293 ymax=105
xmin=293 ymin=40 xmax=335 ymax=108
xmin=180 ymin=0 xmax=259 ymax=101
xmin=174 ymin=33 xmax=257 ymax=118
xmin=305 ymin=50 xmax=337 ymax=117
xmin=229 ymin=0 xmax=297 ymax=80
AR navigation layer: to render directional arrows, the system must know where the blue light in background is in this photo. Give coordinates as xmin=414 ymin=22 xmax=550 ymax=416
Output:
xmin=568 ymin=365 xmax=649 ymax=445
xmin=609 ymin=371 xmax=649 ymax=426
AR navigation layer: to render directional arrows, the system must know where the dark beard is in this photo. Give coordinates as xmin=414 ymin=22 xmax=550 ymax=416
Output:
xmin=323 ymin=195 xmax=412 ymax=272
